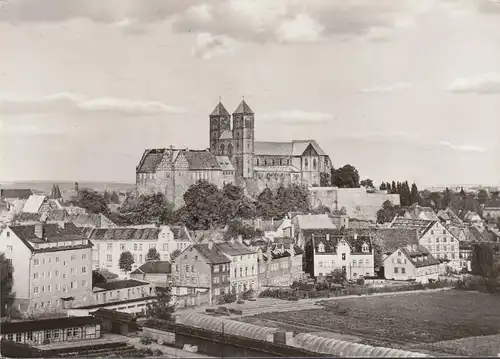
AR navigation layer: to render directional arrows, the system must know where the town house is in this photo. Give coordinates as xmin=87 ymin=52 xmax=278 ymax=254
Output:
xmin=0 ymin=223 xmax=93 ymax=317
xmin=171 ymin=242 xmax=231 ymax=304
xmin=216 ymin=241 xmax=259 ymax=294
xmin=390 ymin=217 xmax=460 ymax=269
xmin=293 ymin=214 xmax=337 ymax=248
xmin=312 ymin=232 xmax=374 ymax=280
xmin=84 ymin=224 xmax=192 ymax=276
xmin=383 ymin=244 xmax=440 ymax=283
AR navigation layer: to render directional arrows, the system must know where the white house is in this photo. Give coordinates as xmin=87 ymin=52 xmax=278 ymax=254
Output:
xmin=383 ymin=244 xmax=440 ymax=283
xmin=312 ymin=233 xmax=374 ymax=280
xmin=84 ymin=225 xmax=193 ymax=277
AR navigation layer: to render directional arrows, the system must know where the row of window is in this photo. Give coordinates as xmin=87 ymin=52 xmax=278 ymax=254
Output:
xmin=33 ymin=267 xmax=87 ymax=280
xmin=34 ymin=254 xmax=87 ymax=266
xmin=318 ymin=259 xmax=370 ymax=268
xmin=427 ymin=237 xmax=455 ymax=243
xmin=33 ymin=299 xmax=63 ymax=310
xmin=317 ymin=244 xmax=370 ymax=254
xmin=33 ymin=280 xmax=87 ymax=295
xmin=256 ymin=158 xmax=292 ymax=167
xmin=213 ymin=276 xmax=229 ymax=284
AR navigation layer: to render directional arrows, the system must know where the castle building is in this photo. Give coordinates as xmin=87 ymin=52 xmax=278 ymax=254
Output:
xmin=136 ymin=100 xmax=332 ymax=207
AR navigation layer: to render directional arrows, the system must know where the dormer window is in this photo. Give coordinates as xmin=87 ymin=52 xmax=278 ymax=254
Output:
xmin=318 ymin=243 xmax=325 ymax=253
xmin=362 ymin=243 xmax=369 ymax=253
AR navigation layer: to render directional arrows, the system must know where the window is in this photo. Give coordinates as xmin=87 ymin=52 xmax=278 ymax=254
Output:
xmin=139 ymin=244 xmax=143 ymax=251
xmin=33 ymin=286 xmax=39 ymax=294
xmin=120 ymin=244 xmax=126 ymax=251
xmin=81 ymin=266 xmax=87 ymax=273
xmin=6 ymin=245 xmax=13 ymax=252
xmin=82 ymin=253 xmax=87 ymax=260
xmin=362 ymin=243 xmax=369 ymax=253
xmin=26 ymin=332 xmax=33 ymax=341
xmin=107 ymin=243 xmax=113 ymax=251
xmin=431 ymin=230 xmax=434 ymax=235
xmin=428 ymin=238 xmax=432 ymax=244
xmin=134 ymin=244 xmax=138 ymax=251
xmin=71 ymin=255 xmax=76 ymax=261
xmin=71 ymin=268 xmax=76 ymax=274
xmin=313 ymin=158 xmax=317 ymax=170
xmin=352 ymin=260 xmax=357 ymax=267
xmin=15 ymin=333 xmax=21 ymax=342
xmin=186 ymin=265 xmax=190 ymax=272
xmin=56 ymin=256 xmax=60 ymax=263
xmin=191 ymin=265 xmax=195 ymax=272
xmin=139 ymin=254 xmax=143 ymax=263
xmin=240 ymin=267 xmax=243 ymax=277
xmin=342 ymin=253 xmax=346 ymax=260
xmin=34 ymin=259 xmax=39 ymax=266
xmin=443 ymin=230 xmax=446 ymax=234
xmin=305 ymin=158 xmax=308 ymax=167
xmin=33 ymin=272 xmax=39 ymax=279
xmin=234 ymin=268 xmax=237 ymax=277
xmin=56 ymin=284 xmax=60 ymax=291
xmin=163 ymin=244 xmax=168 ymax=251
xmin=71 ymin=281 xmax=77 ymax=289
xmin=443 ymin=237 xmax=447 ymax=243
xmin=401 ymin=268 xmax=406 ymax=274
xmin=394 ymin=267 xmax=399 ymax=273
xmin=47 ymin=271 xmax=51 ymax=278
xmin=106 ymin=254 xmax=112 ymax=262
xmin=47 ymin=285 xmax=52 ymax=292
xmin=62 ymin=272 xmax=67 ymax=279
xmin=436 ymin=245 xmax=440 ymax=251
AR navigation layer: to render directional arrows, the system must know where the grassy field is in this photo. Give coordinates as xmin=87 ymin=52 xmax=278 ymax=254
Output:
xmin=242 ymin=290 xmax=500 ymax=356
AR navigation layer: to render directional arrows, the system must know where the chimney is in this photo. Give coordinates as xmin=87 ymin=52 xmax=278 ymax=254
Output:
xmin=169 ymin=145 xmax=174 ymax=161
xmin=34 ymin=223 xmax=44 ymax=239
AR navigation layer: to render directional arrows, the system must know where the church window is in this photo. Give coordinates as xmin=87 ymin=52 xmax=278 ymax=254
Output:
xmin=305 ymin=158 xmax=309 ymax=168
xmin=313 ymin=158 xmax=317 ymax=170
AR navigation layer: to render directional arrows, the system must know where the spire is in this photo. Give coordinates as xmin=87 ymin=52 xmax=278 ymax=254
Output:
xmin=49 ymin=184 xmax=62 ymax=199
xmin=210 ymin=100 xmax=230 ymax=117
xmin=233 ymin=99 xmax=254 ymax=115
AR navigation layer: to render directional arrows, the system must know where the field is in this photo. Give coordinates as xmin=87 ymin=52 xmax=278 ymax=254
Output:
xmin=241 ymin=290 xmax=500 ymax=356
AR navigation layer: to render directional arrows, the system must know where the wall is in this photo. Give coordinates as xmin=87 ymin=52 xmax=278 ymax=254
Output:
xmin=91 ymin=283 xmax=155 ymax=307
xmin=130 ymin=273 xmax=170 ymax=287
xmin=484 ymin=208 xmax=500 ymax=219
xmin=419 ymin=222 xmax=460 ymax=265
xmin=309 ymin=187 xmax=401 ymax=221
xmin=228 ymin=251 xmax=259 ymax=293
xmin=383 ymin=250 xmax=416 ymax=281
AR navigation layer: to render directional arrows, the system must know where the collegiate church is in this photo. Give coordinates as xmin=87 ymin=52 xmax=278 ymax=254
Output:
xmin=136 ymin=100 xmax=332 ymax=207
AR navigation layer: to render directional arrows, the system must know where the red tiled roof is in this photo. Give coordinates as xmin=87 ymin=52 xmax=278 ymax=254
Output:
xmin=399 ymin=244 xmax=440 ymax=268
xmin=136 ymin=149 xmax=166 ymax=173
xmin=183 ymin=150 xmax=221 ymax=170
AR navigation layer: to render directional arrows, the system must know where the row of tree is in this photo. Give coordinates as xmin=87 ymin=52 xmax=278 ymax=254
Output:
xmin=379 ymin=181 xmax=420 ymax=207
xmin=117 ymin=247 xmax=181 ymax=274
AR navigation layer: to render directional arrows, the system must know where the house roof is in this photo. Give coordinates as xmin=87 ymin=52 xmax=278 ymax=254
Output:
xmin=130 ymin=261 xmax=171 ymax=275
xmin=233 ymin=100 xmax=254 ymax=115
xmin=84 ymin=227 xmax=161 ymax=240
xmin=183 ymin=150 xmax=221 ymax=171
xmin=219 ymin=130 xmax=233 ymax=140
xmin=93 ymin=279 xmax=149 ymax=291
xmin=370 ymin=228 xmax=420 ymax=254
xmin=295 ymin=214 xmax=336 ymax=230
xmin=10 ymin=223 xmax=84 ymax=243
xmin=72 ymin=213 xmax=116 ymax=228
xmin=210 ymin=101 xmax=231 ymax=117
xmin=215 ymin=242 xmax=256 ymax=256
xmin=0 ymin=189 xmax=33 ymax=199
xmin=254 ymin=141 xmax=293 ymax=156
xmin=22 ymin=195 xmax=47 ymax=213
xmin=191 ymin=229 xmax=226 ymax=243
xmin=314 ymin=234 xmax=372 ymax=254
xmin=0 ymin=316 xmax=100 ymax=334
xmin=136 ymin=149 xmax=166 ymax=173
xmin=292 ymin=140 xmax=326 ymax=156
xmin=389 ymin=217 xmax=436 ymax=236
xmin=192 ymin=243 xmax=231 ymax=264
xmin=16 ymin=212 xmax=41 ymax=223
xmin=398 ymin=244 xmax=440 ymax=268
xmin=404 ymin=204 xmax=439 ymax=221
xmin=170 ymin=225 xmax=191 ymax=241
xmin=216 ymin=156 xmax=234 ymax=171
xmin=254 ymin=165 xmax=301 ymax=173
xmin=260 ymin=219 xmax=284 ymax=232
xmin=92 ymin=308 xmax=136 ymax=323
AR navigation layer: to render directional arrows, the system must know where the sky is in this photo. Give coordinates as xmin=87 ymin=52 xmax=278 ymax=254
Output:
xmin=0 ymin=0 xmax=499 ymax=186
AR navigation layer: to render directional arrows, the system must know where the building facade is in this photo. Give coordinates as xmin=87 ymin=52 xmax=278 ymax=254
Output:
xmin=312 ymin=233 xmax=374 ymax=279
xmin=136 ymin=100 xmax=332 ymax=207
xmin=255 ymin=240 xmax=304 ymax=287
xmin=171 ymin=243 xmax=231 ymax=304
xmin=383 ymin=244 xmax=440 ymax=283
xmin=0 ymin=223 xmax=93 ymax=317
xmin=85 ymin=225 xmax=192 ymax=276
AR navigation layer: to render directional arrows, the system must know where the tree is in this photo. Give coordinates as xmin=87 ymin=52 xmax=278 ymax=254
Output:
xmin=379 ymin=182 xmax=387 ymax=191
xmin=410 ymin=183 xmax=420 ymax=205
xmin=118 ymin=251 xmax=134 ymax=274
xmin=110 ymin=191 xmax=120 ymax=204
xmin=182 ymin=180 xmax=224 ymax=230
xmin=477 ymin=189 xmax=489 ymax=205
xmin=471 ymin=243 xmax=499 ymax=278
xmin=329 ymin=268 xmax=346 ymax=284
xmin=146 ymin=247 xmax=161 ymax=261
xmin=224 ymin=219 xmax=258 ymax=241
xmin=331 ymin=165 xmax=360 ymax=188
xmin=320 ymin=172 xmax=331 ymax=187
xmin=69 ymin=188 xmax=108 ymax=214
xmin=74 ymin=182 xmax=79 ymax=193
xmin=119 ymin=193 xmax=175 ymax=225
xmin=377 ymin=200 xmax=397 ymax=224
xmin=170 ymin=249 xmax=181 ymax=261
xmin=146 ymin=287 xmax=175 ymax=321
xmin=360 ymin=179 xmax=374 ymax=188
xmin=255 ymin=187 xmax=278 ymax=219
xmin=0 ymin=253 xmax=14 ymax=317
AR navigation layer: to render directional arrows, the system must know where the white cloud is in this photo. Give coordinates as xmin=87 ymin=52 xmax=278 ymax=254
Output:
xmin=449 ymin=73 xmax=500 ymax=94
xmin=192 ymin=33 xmax=237 ymax=59
xmin=260 ymin=110 xmax=332 ymax=124
xmin=186 ymin=3 xmax=213 ymax=21
xmin=0 ymin=93 xmax=185 ymax=116
xmin=276 ymin=14 xmax=324 ymax=43
xmin=361 ymin=82 xmax=413 ymax=93
xmin=439 ymin=141 xmax=486 ymax=153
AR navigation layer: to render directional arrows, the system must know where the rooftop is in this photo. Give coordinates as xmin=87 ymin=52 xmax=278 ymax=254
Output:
xmin=191 ymin=243 xmax=231 ymax=264
xmin=314 ymin=234 xmax=373 ymax=254
xmin=9 ymin=223 xmax=85 ymax=243
xmin=22 ymin=195 xmax=47 ymax=214
xmin=233 ymin=99 xmax=254 ymax=115
xmin=294 ymin=214 xmax=336 ymax=230
xmin=210 ymin=101 xmax=231 ymax=117
xmin=398 ymin=244 xmax=440 ymax=268
xmin=93 ymin=279 xmax=150 ymax=291
xmin=215 ymin=242 xmax=257 ymax=256
xmin=130 ymin=261 xmax=171 ymax=275
xmin=0 ymin=317 xmax=100 ymax=334
xmin=0 ymin=189 xmax=33 ymax=199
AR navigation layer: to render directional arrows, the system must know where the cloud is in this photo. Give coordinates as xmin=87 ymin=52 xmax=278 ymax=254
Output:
xmin=192 ymin=33 xmax=237 ymax=59
xmin=260 ymin=110 xmax=332 ymax=124
xmin=276 ymin=14 xmax=324 ymax=43
xmin=439 ymin=141 xmax=486 ymax=153
xmin=361 ymin=82 xmax=413 ymax=93
xmin=0 ymin=93 xmax=185 ymax=116
xmin=449 ymin=74 xmax=500 ymax=94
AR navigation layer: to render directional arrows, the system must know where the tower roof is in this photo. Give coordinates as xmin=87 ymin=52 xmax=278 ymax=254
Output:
xmin=233 ymin=100 xmax=254 ymax=115
xmin=210 ymin=102 xmax=230 ymax=117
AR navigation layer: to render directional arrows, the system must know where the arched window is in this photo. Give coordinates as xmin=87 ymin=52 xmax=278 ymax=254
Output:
xmin=220 ymin=143 xmax=225 ymax=154
xmin=313 ymin=158 xmax=317 ymax=170
xmin=305 ymin=158 xmax=309 ymax=168
xmin=227 ymin=143 xmax=233 ymax=157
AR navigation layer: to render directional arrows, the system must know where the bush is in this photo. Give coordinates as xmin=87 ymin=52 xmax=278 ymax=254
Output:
xmin=356 ymin=278 xmax=365 ymax=285
xmin=223 ymin=293 xmax=237 ymax=303
xmin=237 ymin=300 xmax=244 ymax=304
xmin=241 ymin=289 xmax=255 ymax=300
xmin=140 ymin=336 xmax=153 ymax=345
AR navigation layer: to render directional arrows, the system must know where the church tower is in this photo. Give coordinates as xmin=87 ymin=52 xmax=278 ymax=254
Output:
xmin=209 ymin=100 xmax=231 ymax=155
xmin=232 ymin=99 xmax=255 ymax=180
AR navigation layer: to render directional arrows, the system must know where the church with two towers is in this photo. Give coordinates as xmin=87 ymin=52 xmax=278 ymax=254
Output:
xmin=136 ymin=99 xmax=332 ymax=207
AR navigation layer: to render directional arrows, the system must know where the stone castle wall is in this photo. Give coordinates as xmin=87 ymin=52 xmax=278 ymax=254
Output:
xmin=309 ymin=187 xmax=400 ymax=222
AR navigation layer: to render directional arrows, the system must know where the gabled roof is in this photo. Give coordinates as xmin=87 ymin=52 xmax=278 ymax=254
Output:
xmin=233 ymin=100 xmax=254 ymax=115
xmin=85 ymin=227 xmax=160 ymax=240
xmin=404 ymin=204 xmax=439 ymax=221
xmin=314 ymin=234 xmax=372 ymax=254
xmin=22 ymin=195 xmax=47 ymax=213
xmin=254 ymin=141 xmax=293 ymax=156
xmin=131 ymin=261 xmax=171 ymax=275
xmin=292 ymin=140 xmax=326 ymax=156
xmin=0 ymin=189 xmax=33 ymax=199
xmin=170 ymin=225 xmax=191 ymax=241
xmin=295 ymin=214 xmax=336 ymax=230
xmin=260 ymin=219 xmax=284 ymax=232
xmin=215 ymin=242 xmax=256 ymax=256
xmin=72 ymin=213 xmax=116 ymax=228
xmin=10 ymin=223 xmax=84 ymax=244
xmin=92 ymin=308 xmax=136 ymax=323
xmin=192 ymin=243 xmax=231 ymax=264
xmin=210 ymin=102 xmax=231 ymax=117
xmin=389 ymin=217 xmax=436 ymax=237
xmin=16 ymin=212 xmax=41 ymax=223
xmin=216 ymin=156 xmax=234 ymax=171
xmin=93 ymin=279 xmax=148 ymax=291
xmin=370 ymin=228 xmax=420 ymax=254
xmin=397 ymin=244 xmax=440 ymax=268
xmin=219 ymin=130 xmax=233 ymax=140
xmin=183 ymin=150 xmax=221 ymax=171
xmin=136 ymin=149 xmax=166 ymax=173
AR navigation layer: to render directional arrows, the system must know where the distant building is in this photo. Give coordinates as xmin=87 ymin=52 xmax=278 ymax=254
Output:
xmin=311 ymin=232 xmax=374 ymax=279
xmin=459 ymin=241 xmax=473 ymax=271
xmin=84 ymin=225 xmax=192 ymax=276
xmin=0 ymin=223 xmax=93 ymax=317
xmin=0 ymin=189 xmax=33 ymax=201
xmin=404 ymin=204 xmax=440 ymax=221
xmin=171 ymin=242 xmax=231 ymax=304
xmin=484 ymin=206 xmax=500 ymax=220
xmin=130 ymin=261 xmax=172 ymax=287
xmin=383 ymin=244 xmax=439 ymax=283
xmin=292 ymin=214 xmax=337 ymax=247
